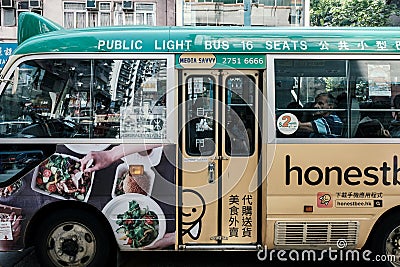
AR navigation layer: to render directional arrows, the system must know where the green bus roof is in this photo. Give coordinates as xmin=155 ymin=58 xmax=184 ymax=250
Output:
xmin=14 ymin=12 xmax=400 ymax=55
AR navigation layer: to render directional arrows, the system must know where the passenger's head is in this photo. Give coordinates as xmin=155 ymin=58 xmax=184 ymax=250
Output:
xmin=393 ymin=94 xmax=400 ymax=109
xmin=356 ymin=117 xmax=391 ymax=138
xmin=286 ymin=101 xmax=303 ymax=120
xmin=313 ymin=93 xmax=336 ymax=117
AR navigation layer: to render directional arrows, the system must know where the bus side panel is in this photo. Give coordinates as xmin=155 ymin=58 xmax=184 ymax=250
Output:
xmin=0 ymin=143 xmax=177 ymax=251
xmin=266 ymin=143 xmax=400 ymax=250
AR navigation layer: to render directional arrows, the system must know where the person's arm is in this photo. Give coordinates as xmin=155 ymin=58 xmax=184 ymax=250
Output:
xmin=143 ymin=232 xmax=175 ymax=250
xmin=80 ymin=144 xmax=162 ymax=172
xmin=297 ymin=121 xmax=314 ymax=133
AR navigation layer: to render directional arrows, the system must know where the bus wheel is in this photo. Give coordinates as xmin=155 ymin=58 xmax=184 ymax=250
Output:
xmin=34 ymin=208 xmax=116 ymax=267
xmin=369 ymin=217 xmax=400 ymax=267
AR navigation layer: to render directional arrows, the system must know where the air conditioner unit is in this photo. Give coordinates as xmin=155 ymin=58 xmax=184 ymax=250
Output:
xmin=29 ymin=0 xmax=41 ymax=8
xmin=99 ymin=2 xmax=111 ymax=11
xmin=86 ymin=0 xmax=97 ymax=9
xmin=1 ymin=0 xmax=14 ymax=8
xmin=123 ymin=0 xmax=133 ymax=10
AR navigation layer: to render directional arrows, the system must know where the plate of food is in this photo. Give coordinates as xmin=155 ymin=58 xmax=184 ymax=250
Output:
xmin=112 ymin=163 xmax=155 ymax=198
xmin=122 ymin=147 xmax=163 ymax=167
xmin=102 ymin=193 xmax=166 ymax=250
xmin=0 ymin=179 xmax=24 ymax=201
xmin=31 ymin=153 xmax=94 ymax=202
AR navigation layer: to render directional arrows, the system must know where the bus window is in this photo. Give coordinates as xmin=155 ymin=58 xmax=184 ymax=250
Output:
xmin=118 ymin=59 xmax=167 ymax=140
xmin=225 ymin=75 xmax=255 ymax=156
xmin=185 ymin=75 xmax=215 ymax=156
xmin=275 ymin=59 xmax=347 ymax=138
xmin=0 ymin=58 xmax=168 ymax=140
xmin=351 ymin=60 xmax=400 ymax=138
xmin=0 ymin=60 xmax=76 ymax=138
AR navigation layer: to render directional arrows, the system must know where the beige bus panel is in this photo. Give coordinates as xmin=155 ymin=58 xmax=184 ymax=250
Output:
xmin=266 ymin=143 xmax=400 ymax=249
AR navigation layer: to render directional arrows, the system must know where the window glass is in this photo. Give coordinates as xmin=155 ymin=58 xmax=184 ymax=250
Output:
xmin=135 ymin=3 xmax=155 ymax=25
xmin=100 ymin=12 xmax=111 ymax=26
xmin=125 ymin=13 xmax=134 ymax=24
xmin=63 ymin=2 xmax=86 ymax=10
xmin=88 ymin=12 xmax=98 ymax=27
xmin=0 ymin=58 xmax=168 ymax=140
xmin=64 ymin=12 xmax=74 ymax=28
xmin=275 ymin=59 xmax=400 ymax=139
xmin=185 ymin=76 xmax=215 ymax=156
xmin=76 ymin=12 xmax=86 ymax=28
xmin=275 ymin=59 xmax=347 ymax=138
xmin=4 ymin=8 xmax=16 ymax=27
xmin=225 ymin=75 xmax=255 ymax=156
xmin=352 ymin=60 xmax=400 ymax=138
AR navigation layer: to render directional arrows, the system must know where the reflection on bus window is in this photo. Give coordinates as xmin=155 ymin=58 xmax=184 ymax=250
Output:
xmin=185 ymin=75 xmax=215 ymax=156
xmin=275 ymin=59 xmax=400 ymax=139
xmin=225 ymin=75 xmax=255 ymax=156
xmin=0 ymin=59 xmax=168 ymax=139
xmin=0 ymin=150 xmax=44 ymax=183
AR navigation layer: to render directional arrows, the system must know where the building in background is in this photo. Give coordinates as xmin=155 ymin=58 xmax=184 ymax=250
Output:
xmin=0 ymin=0 xmax=175 ymax=68
xmin=177 ymin=0 xmax=308 ymax=26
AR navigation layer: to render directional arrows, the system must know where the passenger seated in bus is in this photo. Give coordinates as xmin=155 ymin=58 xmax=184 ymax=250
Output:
xmin=296 ymin=93 xmax=343 ymax=138
xmin=389 ymin=94 xmax=400 ymax=137
xmin=278 ymin=102 xmax=309 ymax=138
xmin=360 ymin=95 xmax=392 ymax=127
xmin=301 ymin=101 xmax=315 ymax=122
xmin=355 ymin=116 xmax=391 ymax=138
xmin=286 ymin=101 xmax=303 ymax=120
xmin=226 ymin=112 xmax=250 ymax=154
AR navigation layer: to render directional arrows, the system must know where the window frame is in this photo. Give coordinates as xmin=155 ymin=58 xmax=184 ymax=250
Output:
xmin=63 ymin=1 xmax=86 ymax=28
xmin=134 ymin=2 xmax=156 ymax=26
xmin=268 ymin=54 xmax=400 ymax=144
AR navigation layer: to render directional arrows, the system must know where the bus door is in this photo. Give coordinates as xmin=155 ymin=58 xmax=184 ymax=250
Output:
xmin=180 ymin=69 xmax=259 ymax=247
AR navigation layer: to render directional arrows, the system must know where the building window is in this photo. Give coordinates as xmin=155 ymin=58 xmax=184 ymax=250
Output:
xmin=3 ymin=8 xmax=16 ymax=27
xmin=99 ymin=1 xmax=111 ymax=26
xmin=135 ymin=3 xmax=155 ymax=25
xmin=125 ymin=12 xmax=134 ymax=24
xmin=63 ymin=2 xmax=86 ymax=28
xmin=113 ymin=2 xmax=124 ymax=25
xmin=76 ymin=11 xmax=86 ymax=28
xmin=99 ymin=2 xmax=111 ymax=11
xmin=63 ymin=1 xmax=156 ymax=28
xmin=100 ymin=12 xmax=111 ymax=26
xmin=88 ymin=11 xmax=98 ymax=27
xmin=260 ymin=0 xmax=291 ymax=5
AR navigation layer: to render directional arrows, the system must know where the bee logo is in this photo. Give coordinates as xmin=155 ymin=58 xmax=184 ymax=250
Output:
xmin=317 ymin=192 xmax=333 ymax=208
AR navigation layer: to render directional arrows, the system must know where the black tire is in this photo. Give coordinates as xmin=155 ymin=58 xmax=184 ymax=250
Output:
xmin=368 ymin=216 xmax=400 ymax=267
xmin=34 ymin=208 xmax=117 ymax=267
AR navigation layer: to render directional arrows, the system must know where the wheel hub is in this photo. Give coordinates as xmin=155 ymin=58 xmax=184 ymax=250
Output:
xmin=61 ymin=238 xmax=79 ymax=257
xmin=386 ymin=228 xmax=400 ymax=267
xmin=46 ymin=222 xmax=96 ymax=267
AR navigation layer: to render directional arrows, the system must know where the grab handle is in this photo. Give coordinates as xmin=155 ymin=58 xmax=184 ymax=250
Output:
xmin=208 ymin=161 xmax=215 ymax=184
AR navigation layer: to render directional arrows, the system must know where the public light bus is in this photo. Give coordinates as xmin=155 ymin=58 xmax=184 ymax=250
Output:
xmin=2 ymin=12 xmax=400 ymax=267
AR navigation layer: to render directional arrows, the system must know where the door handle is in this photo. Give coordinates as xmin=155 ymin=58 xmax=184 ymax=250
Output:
xmin=208 ymin=161 xmax=215 ymax=184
